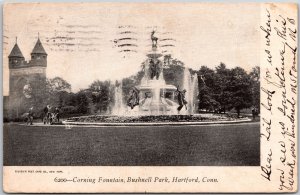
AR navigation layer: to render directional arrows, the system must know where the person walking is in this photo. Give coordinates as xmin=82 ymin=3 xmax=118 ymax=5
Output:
xmin=54 ymin=107 xmax=60 ymax=122
xmin=28 ymin=107 xmax=34 ymax=125
xmin=251 ymin=107 xmax=256 ymax=120
xmin=43 ymin=105 xmax=51 ymax=124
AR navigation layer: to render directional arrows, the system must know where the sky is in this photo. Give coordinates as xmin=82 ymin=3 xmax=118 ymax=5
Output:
xmin=3 ymin=3 xmax=260 ymax=96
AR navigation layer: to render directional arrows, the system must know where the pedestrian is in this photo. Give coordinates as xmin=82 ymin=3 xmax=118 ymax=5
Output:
xmin=28 ymin=107 xmax=34 ymax=125
xmin=251 ymin=107 xmax=256 ymax=120
xmin=43 ymin=105 xmax=51 ymax=124
xmin=55 ymin=107 xmax=60 ymax=122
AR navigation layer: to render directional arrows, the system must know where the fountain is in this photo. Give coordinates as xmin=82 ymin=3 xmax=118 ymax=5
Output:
xmin=182 ymin=67 xmax=192 ymax=114
xmin=126 ymin=30 xmax=182 ymax=115
xmin=124 ymin=31 xmax=198 ymax=115
xmin=112 ymin=80 xmax=125 ymax=115
xmin=191 ymin=73 xmax=199 ymax=114
xmin=63 ymin=31 xmax=253 ymax=125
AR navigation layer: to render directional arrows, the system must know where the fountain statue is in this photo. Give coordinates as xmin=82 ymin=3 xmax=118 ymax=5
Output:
xmin=175 ymin=87 xmax=188 ymax=114
xmin=151 ymin=30 xmax=158 ymax=48
xmin=149 ymin=58 xmax=162 ymax=80
xmin=127 ymin=87 xmax=140 ymax=109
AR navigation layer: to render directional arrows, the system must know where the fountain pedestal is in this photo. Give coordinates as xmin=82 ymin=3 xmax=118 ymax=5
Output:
xmin=137 ymin=79 xmax=178 ymax=115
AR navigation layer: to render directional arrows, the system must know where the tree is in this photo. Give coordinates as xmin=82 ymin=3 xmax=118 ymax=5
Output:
xmin=227 ymin=67 xmax=252 ymax=117
xmin=163 ymin=64 xmax=184 ymax=87
xmin=75 ymin=91 xmax=90 ymax=114
xmin=214 ymin=63 xmax=232 ymax=113
xmin=171 ymin=58 xmax=184 ymax=67
xmin=88 ymin=80 xmax=112 ymax=114
xmin=198 ymin=83 xmax=220 ymax=112
xmin=45 ymin=77 xmax=72 ymax=109
xmin=249 ymin=66 xmax=260 ymax=113
xmin=197 ymin=63 xmax=257 ymax=116
xmin=198 ymin=66 xmax=219 ymax=112
xmin=48 ymin=77 xmax=71 ymax=92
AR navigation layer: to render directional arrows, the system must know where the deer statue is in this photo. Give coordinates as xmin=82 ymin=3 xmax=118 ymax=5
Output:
xmin=151 ymin=30 xmax=158 ymax=48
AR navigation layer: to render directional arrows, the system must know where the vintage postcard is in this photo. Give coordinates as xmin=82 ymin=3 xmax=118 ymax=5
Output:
xmin=2 ymin=2 xmax=298 ymax=193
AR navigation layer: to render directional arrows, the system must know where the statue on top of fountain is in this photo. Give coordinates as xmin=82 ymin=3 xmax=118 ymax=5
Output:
xmin=144 ymin=30 xmax=163 ymax=80
xmin=151 ymin=30 xmax=158 ymax=49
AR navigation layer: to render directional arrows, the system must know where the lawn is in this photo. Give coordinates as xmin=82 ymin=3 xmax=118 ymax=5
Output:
xmin=3 ymin=122 xmax=260 ymax=166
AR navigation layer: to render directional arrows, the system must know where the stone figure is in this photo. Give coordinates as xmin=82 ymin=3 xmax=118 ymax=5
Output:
xmin=149 ymin=59 xmax=161 ymax=80
xmin=151 ymin=30 xmax=158 ymax=48
xmin=127 ymin=87 xmax=140 ymax=109
xmin=176 ymin=86 xmax=188 ymax=113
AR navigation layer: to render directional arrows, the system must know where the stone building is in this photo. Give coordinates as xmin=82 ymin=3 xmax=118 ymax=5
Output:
xmin=6 ymin=37 xmax=47 ymax=118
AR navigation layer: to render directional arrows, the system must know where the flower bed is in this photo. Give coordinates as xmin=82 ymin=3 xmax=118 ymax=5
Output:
xmin=65 ymin=114 xmax=245 ymax=123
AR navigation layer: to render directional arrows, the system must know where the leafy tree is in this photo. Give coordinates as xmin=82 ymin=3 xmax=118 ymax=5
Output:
xmin=199 ymin=83 xmax=219 ymax=111
xmin=48 ymin=77 xmax=71 ymax=92
xmin=197 ymin=63 xmax=256 ymax=116
xmin=227 ymin=67 xmax=252 ymax=117
xmin=44 ymin=77 xmax=72 ymax=109
xmin=198 ymin=66 xmax=219 ymax=111
xmin=214 ymin=63 xmax=232 ymax=113
xmin=75 ymin=90 xmax=90 ymax=114
xmin=171 ymin=58 xmax=184 ymax=67
xmin=249 ymin=66 xmax=260 ymax=113
xmin=88 ymin=80 xmax=112 ymax=114
xmin=163 ymin=64 xmax=184 ymax=87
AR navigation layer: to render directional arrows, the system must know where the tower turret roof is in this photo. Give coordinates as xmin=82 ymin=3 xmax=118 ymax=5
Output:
xmin=31 ymin=38 xmax=47 ymax=55
xmin=8 ymin=43 xmax=24 ymax=58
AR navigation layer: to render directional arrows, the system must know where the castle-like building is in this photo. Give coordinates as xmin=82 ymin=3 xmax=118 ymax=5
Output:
xmin=5 ymin=37 xmax=48 ymax=118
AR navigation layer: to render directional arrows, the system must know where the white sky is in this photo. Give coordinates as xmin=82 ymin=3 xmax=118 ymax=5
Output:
xmin=3 ymin=3 xmax=260 ymax=96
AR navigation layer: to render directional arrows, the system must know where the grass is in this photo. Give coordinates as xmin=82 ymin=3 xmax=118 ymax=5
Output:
xmin=4 ymin=122 xmax=260 ymax=166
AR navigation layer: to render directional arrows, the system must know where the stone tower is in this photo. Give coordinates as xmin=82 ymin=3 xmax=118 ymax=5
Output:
xmin=8 ymin=37 xmax=47 ymax=117
xmin=30 ymin=37 xmax=48 ymax=67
